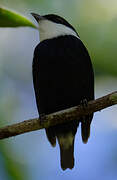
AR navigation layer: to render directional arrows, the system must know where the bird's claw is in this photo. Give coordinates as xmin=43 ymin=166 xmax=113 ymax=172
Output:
xmin=80 ymin=98 xmax=88 ymax=109
xmin=39 ymin=113 xmax=46 ymax=125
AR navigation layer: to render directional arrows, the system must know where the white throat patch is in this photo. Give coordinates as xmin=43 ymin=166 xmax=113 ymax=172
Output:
xmin=38 ymin=19 xmax=79 ymax=42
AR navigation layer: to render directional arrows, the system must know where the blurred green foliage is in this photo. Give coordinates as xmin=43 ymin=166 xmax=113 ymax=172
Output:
xmin=0 ymin=89 xmax=27 ymax=180
xmin=1 ymin=0 xmax=117 ymax=76
xmin=0 ymin=0 xmax=117 ymax=180
xmin=0 ymin=142 xmax=27 ymax=180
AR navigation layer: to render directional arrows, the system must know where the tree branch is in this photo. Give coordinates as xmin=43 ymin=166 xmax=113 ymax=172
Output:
xmin=0 ymin=91 xmax=117 ymax=140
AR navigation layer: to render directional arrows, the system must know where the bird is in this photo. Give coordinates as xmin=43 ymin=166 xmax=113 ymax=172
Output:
xmin=31 ymin=13 xmax=94 ymax=170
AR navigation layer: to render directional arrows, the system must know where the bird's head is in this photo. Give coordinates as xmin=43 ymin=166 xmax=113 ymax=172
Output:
xmin=31 ymin=13 xmax=79 ymax=42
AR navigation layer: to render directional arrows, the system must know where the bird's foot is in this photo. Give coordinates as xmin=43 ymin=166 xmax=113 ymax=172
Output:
xmin=80 ymin=98 xmax=88 ymax=109
xmin=80 ymin=99 xmax=88 ymax=123
xmin=39 ymin=113 xmax=46 ymax=125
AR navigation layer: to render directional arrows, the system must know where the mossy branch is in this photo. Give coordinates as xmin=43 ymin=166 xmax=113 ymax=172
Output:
xmin=0 ymin=91 xmax=117 ymax=140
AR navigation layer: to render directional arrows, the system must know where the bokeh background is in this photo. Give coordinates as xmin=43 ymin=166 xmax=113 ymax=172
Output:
xmin=0 ymin=0 xmax=117 ymax=179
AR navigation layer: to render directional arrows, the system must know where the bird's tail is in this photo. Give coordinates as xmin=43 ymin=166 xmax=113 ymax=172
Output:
xmin=57 ymin=133 xmax=75 ymax=170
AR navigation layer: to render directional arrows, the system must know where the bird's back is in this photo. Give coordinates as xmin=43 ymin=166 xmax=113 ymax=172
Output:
xmin=33 ymin=35 xmax=94 ymax=170
xmin=33 ymin=35 xmax=94 ymax=112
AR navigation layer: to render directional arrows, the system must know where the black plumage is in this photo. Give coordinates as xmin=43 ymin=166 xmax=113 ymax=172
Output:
xmin=33 ymin=34 xmax=94 ymax=170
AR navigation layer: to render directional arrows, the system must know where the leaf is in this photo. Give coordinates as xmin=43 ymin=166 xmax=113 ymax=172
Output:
xmin=0 ymin=7 xmax=37 ymax=28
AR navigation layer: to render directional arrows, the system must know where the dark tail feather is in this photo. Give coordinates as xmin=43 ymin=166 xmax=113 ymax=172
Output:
xmin=58 ymin=135 xmax=75 ymax=170
xmin=81 ymin=115 xmax=92 ymax=143
xmin=46 ymin=128 xmax=56 ymax=147
xmin=81 ymin=121 xmax=90 ymax=143
xmin=60 ymin=144 xmax=74 ymax=170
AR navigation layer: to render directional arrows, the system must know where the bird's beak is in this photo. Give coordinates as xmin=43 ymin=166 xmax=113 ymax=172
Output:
xmin=31 ymin=13 xmax=44 ymax=22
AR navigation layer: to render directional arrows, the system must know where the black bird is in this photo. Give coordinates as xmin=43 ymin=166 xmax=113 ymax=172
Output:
xmin=31 ymin=13 xmax=94 ymax=170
